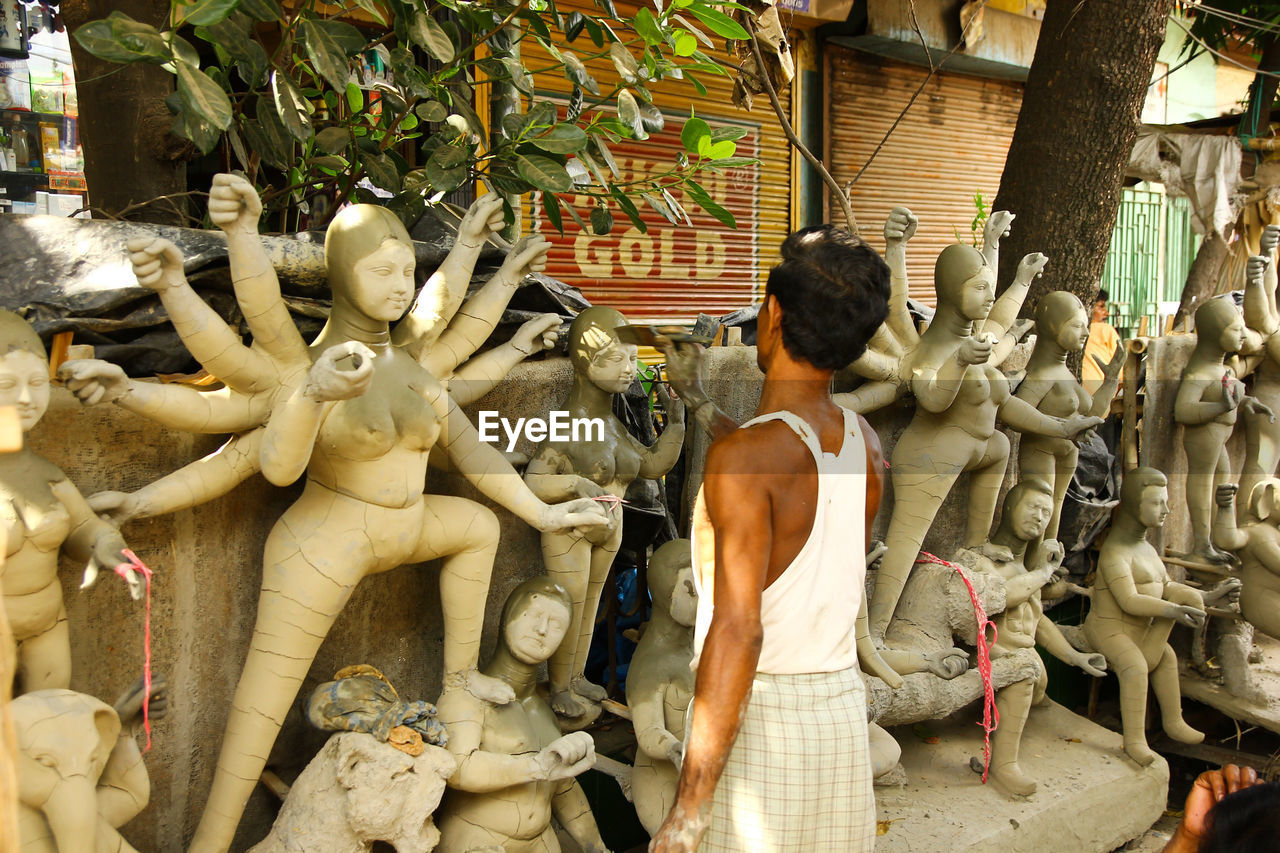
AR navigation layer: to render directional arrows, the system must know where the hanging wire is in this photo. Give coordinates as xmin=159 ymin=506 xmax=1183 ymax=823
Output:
xmin=1169 ymin=16 xmax=1280 ymax=79
xmin=1183 ymin=2 xmax=1280 ymax=35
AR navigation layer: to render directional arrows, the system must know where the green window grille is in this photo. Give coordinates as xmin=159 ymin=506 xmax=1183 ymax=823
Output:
xmin=1100 ymin=186 xmax=1198 ymax=338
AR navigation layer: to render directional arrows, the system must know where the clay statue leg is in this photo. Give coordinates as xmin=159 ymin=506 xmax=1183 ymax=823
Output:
xmin=1183 ymin=427 xmax=1234 ymax=563
xmin=1150 ymin=644 xmax=1204 ymax=745
xmin=543 ymin=531 xmax=593 ymax=717
xmin=15 ymin=607 xmax=70 ymax=692
xmin=190 ymin=514 xmax=368 ymax=852
xmin=567 ymin=529 xmax=623 ymax=706
xmin=989 ymin=678 xmax=1036 ymax=796
xmin=964 ymin=431 xmax=1010 ymax=548
xmin=1091 ymin=629 xmax=1158 ymax=766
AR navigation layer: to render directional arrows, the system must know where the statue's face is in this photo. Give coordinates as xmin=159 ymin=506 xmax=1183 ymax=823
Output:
xmin=0 ymin=350 xmax=49 ymax=432
xmin=1055 ymin=306 xmax=1090 ymax=353
xmin=959 ymin=267 xmax=996 ymax=321
xmin=668 ymin=565 xmax=697 ymax=628
xmin=1218 ymin=312 xmax=1247 ymax=354
xmin=504 ymin=594 xmax=572 ymax=665
xmin=1137 ymin=485 xmax=1170 ymax=530
xmin=347 ymin=239 xmax=416 ymax=323
xmin=1008 ymin=490 xmax=1054 ymax=542
xmin=587 ymin=341 xmax=638 ymax=394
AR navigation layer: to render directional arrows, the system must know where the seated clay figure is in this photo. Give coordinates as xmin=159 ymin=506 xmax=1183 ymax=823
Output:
xmin=1213 ymin=481 xmax=1280 ymax=643
xmin=1084 ymin=467 xmax=1207 ymax=765
xmin=0 ymin=311 xmax=139 ymax=694
xmin=1174 ymin=297 xmax=1270 ymax=564
xmin=15 ymin=676 xmax=168 ymax=852
xmin=968 ymin=479 xmax=1107 ymax=795
xmin=435 ymin=576 xmax=611 ymax=853
xmin=627 ymin=539 xmax=696 ymax=834
xmin=525 ymin=307 xmax=685 ymax=719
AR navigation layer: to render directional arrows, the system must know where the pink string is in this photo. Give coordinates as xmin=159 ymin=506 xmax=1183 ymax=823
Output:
xmin=591 ymin=495 xmax=627 ymax=506
xmin=113 ymin=549 xmax=154 ymax=751
xmin=916 ymin=550 xmax=999 ymax=783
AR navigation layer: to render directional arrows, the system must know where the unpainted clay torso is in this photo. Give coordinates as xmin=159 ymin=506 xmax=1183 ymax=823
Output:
xmin=1183 ymin=362 xmax=1240 ymax=428
xmin=0 ymin=453 xmax=72 ymax=601
xmin=542 ymin=414 xmax=643 ymax=497
xmin=1089 ymin=541 xmax=1167 ymax=629
xmin=1018 ymin=363 xmax=1091 ymax=456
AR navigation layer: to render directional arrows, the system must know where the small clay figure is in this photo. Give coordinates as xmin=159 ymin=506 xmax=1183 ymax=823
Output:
xmin=525 ymin=307 xmax=685 ymax=718
xmin=14 ymin=676 xmax=168 ymax=852
xmin=1084 ymin=467 xmax=1207 ymax=765
xmin=0 ymin=311 xmax=139 ymax=694
xmin=967 ymin=480 xmax=1107 ymax=795
xmin=1212 ymin=481 xmax=1280 ymax=641
xmin=1174 ymin=297 xmax=1271 ymax=565
xmin=1015 ymin=291 xmax=1123 ymax=544
xmin=626 ymin=539 xmax=696 ymax=834
xmin=435 ymin=576 xmax=611 ymax=853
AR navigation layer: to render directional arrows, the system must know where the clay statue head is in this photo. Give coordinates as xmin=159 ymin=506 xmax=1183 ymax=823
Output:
xmin=1195 ymin=297 xmax=1247 ymax=355
xmin=0 ymin=310 xmax=50 ymax=433
xmin=498 ymin=576 xmax=574 ymax=666
xmin=935 ymin=243 xmax=995 ymax=322
xmin=1119 ymin=467 xmax=1169 ymax=530
xmin=568 ymin=306 xmax=637 ymax=394
xmin=325 ymin=205 xmax=416 ymax=323
xmin=1248 ymin=478 xmax=1280 ymax=523
xmin=648 ymin=539 xmax=696 ymax=628
xmin=997 ymin=479 xmax=1055 ymax=543
xmin=1035 ymin=291 xmax=1089 ymax=353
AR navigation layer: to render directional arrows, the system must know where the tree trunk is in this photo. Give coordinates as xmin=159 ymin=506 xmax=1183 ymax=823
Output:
xmin=61 ymin=0 xmax=188 ymax=224
xmin=1173 ymin=231 xmax=1230 ymax=328
xmin=993 ymin=0 xmax=1174 ymax=319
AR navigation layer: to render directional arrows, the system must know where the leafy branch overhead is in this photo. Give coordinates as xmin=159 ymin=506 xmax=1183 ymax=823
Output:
xmin=76 ymin=0 xmax=756 ymax=233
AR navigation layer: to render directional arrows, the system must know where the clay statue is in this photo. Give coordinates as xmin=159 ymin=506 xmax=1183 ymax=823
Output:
xmin=1212 ymin=481 xmax=1280 ymax=641
xmin=1015 ymin=292 xmax=1123 ymax=544
xmin=0 ymin=311 xmax=140 ymax=694
xmin=59 ymin=175 xmax=608 ymax=853
xmin=1239 ymin=229 xmax=1280 ymax=517
xmin=434 ymin=576 xmax=611 ymax=853
xmin=525 ymin=307 xmax=685 ymax=718
xmin=247 ymin=732 xmax=455 ymax=853
xmin=1174 ymin=297 xmax=1270 ymax=565
xmin=1084 ymin=467 xmax=1207 ymax=765
xmin=626 ymin=539 xmax=695 ymax=834
xmin=967 ymin=479 xmax=1107 ymax=795
xmin=14 ymin=676 xmax=167 ymax=852
xmin=832 ymin=209 xmax=1100 ymax=642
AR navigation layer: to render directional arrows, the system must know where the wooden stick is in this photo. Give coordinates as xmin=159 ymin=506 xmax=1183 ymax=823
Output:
xmin=1122 ymin=344 xmax=1142 ymax=471
xmin=1161 ymin=553 xmax=1232 ymax=576
xmin=600 ymin=698 xmax=633 ymax=721
xmin=259 ymin=769 xmax=291 ymax=801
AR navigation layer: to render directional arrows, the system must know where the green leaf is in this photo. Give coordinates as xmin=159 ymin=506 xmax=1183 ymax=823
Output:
xmin=564 ymin=11 xmax=586 ymax=41
xmin=685 ymin=182 xmax=737 ymax=228
xmin=417 ymin=100 xmax=449 ymax=124
xmin=708 ymin=156 xmax=758 ymax=170
xmin=563 ymin=52 xmax=600 ymax=96
xmin=581 ymin=16 xmax=605 ymax=47
xmin=172 ymin=109 xmax=221 ymax=154
xmin=681 ymin=115 xmax=710 ymax=154
xmin=517 ymin=8 xmax=552 ymax=40
xmin=500 ymin=111 xmax=527 ymax=140
xmin=526 ymin=101 xmax=558 ymax=132
xmin=643 ymin=192 xmax=679 ymax=225
xmin=315 ymin=126 xmax=351 ymax=154
xmin=687 ymin=4 xmax=750 ymax=39
xmin=516 ymin=153 xmax=574 ymax=193
xmin=609 ymin=43 xmax=640 ymax=83
xmin=685 ymin=70 xmax=707 ymax=97
xmin=674 ymin=31 xmax=698 ymax=56
xmin=238 ymin=0 xmax=283 ymax=21
xmin=350 ymin=0 xmax=388 ymax=25
xmin=711 ymin=126 xmax=748 ymax=143
xmin=591 ymin=206 xmax=614 ymax=235
xmin=272 ymin=70 xmax=314 ymax=142
xmin=175 ymin=60 xmax=233 ymax=130
xmin=450 ymin=96 xmax=487 ymax=140
xmin=707 ymin=139 xmax=735 ymax=159
xmin=74 ymin=20 xmax=140 ymax=63
xmin=672 ymin=14 xmax=714 ymax=48
xmin=488 ymin=165 xmax=534 ymax=196
xmin=593 ymin=135 xmax=621 ymax=178
xmin=532 ymin=124 xmax=588 ymax=154
xmin=543 ymin=191 xmax=564 ymax=234
xmin=638 ymin=98 xmax=664 ymax=133
xmin=426 ymin=161 xmax=468 ymax=193
xmin=179 ymin=0 xmax=238 ymax=27
xmin=301 ymin=18 xmax=351 ymax=91
xmin=502 ymin=56 xmax=534 ymax=95
xmin=429 ymin=145 xmax=468 ymax=170
xmin=608 ymin=185 xmax=647 ymax=233
xmin=310 ymin=154 xmax=348 ymax=171
xmin=346 ymin=82 xmax=364 ymax=113
xmin=632 ymin=8 xmax=664 ymax=45
xmin=316 ymin=20 xmax=366 ymax=55
xmin=563 ymin=200 xmax=590 ymax=232
xmin=617 ymin=90 xmax=645 ymax=139
xmin=244 ymin=119 xmax=285 ymax=170
xmin=95 ymin=12 xmax=171 ymax=63
xmin=411 ymin=12 xmax=456 ymax=63
xmin=362 ymin=152 xmax=402 ymax=191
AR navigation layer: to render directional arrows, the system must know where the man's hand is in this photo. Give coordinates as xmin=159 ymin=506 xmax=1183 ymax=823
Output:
xmin=650 ymin=803 xmax=710 ymax=853
xmin=1172 ymin=765 xmax=1261 ymax=850
xmin=532 ymin=732 xmax=596 ymax=781
xmin=654 ymin=337 xmax=710 ymax=406
xmin=958 ymin=333 xmax=994 ymax=366
xmin=456 ymin=194 xmax=506 ymax=248
xmin=58 ymin=360 xmax=131 ymax=407
xmin=498 ymin=234 xmax=551 ymax=284
xmin=208 ymin=172 xmax=263 ymax=234
xmin=511 ymin=313 xmax=560 ymax=356
xmin=127 ymin=237 xmax=187 ymax=293
xmin=983 ymin=210 xmax=1015 ymax=251
xmin=304 ymin=342 xmax=376 ymax=401
xmin=1014 ymin=252 xmax=1049 ymax=284
xmin=884 ymin=207 xmax=918 ymax=247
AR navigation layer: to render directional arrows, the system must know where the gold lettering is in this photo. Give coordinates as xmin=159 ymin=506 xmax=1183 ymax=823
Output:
xmin=574 ymin=233 xmax=613 ymax=277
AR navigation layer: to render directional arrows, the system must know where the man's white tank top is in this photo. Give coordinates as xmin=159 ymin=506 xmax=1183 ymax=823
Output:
xmin=691 ymin=408 xmax=868 ymax=675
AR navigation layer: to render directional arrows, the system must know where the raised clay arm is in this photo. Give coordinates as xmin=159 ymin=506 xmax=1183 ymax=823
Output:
xmin=912 ymin=345 xmax=983 ymax=414
xmin=444 ymin=314 xmax=559 ymax=406
xmin=393 ymin=195 xmax=506 ymax=361
xmin=882 ymin=207 xmax=920 ymax=351
xmin=1244 ymin=254 xmax=1278 ymax=338
xmin=638 ymin=384 xmax=686 ymax=479
xmin=998 ymin=393 xmax=1098 ymax=438
xmin=424 ymin=236 xmax=551 ymax=378
xmin=981 ymin=210 xmax=1014 ymax=271
xmin=1212 ymin=484 xmax=1250 ymax=553
xmin=833 ymin=379 xmax=901 ymax=415
xmin=982 ymin=253 xmax=1046 ymax=341
xmin=1088 ymin=342 xmax=1125 ymax=419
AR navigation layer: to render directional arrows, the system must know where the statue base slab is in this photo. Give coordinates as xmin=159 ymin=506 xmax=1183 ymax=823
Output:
xmin=875 ymin=700 xmax=1167 ymax=853
xmin=1181 ymin=631 xmax=1280 ymax=733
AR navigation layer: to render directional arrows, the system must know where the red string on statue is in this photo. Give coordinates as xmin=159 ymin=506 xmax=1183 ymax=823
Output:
xmin=915 ymin=551 xmax=1000 ymax=783
xmin=114 ymin=549 xmax=155 ymax=751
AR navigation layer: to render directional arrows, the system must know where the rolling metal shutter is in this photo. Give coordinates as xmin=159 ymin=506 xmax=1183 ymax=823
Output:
xmin=519 ymin=2 xmax=792 ymax=321
xmin=825 ymin=45 xmax=1023 ymax=304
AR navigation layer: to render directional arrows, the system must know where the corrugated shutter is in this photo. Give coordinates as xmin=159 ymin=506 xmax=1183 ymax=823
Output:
xmin=519 ymin=2 xmax=791 ymax=321
xmin=825 ymin=46 xmax=1022 ymax=304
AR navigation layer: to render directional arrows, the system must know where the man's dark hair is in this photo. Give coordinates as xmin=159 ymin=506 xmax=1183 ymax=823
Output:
xmin=1096 ymin=288 xmax=1109 ymax=303
xmin=1200 ymin=783 xmax=1280 ymax=853
xmin=765 ymin=225 xmax=891 ymax=370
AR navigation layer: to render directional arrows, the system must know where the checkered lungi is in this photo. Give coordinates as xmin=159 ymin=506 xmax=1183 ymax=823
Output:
xmin=698 ymin=667 xmax=875 ymax=852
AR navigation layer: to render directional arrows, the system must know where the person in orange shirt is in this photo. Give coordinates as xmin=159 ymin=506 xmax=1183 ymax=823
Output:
xmin=1083 ymin=288 xmax=1122 ymax=396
